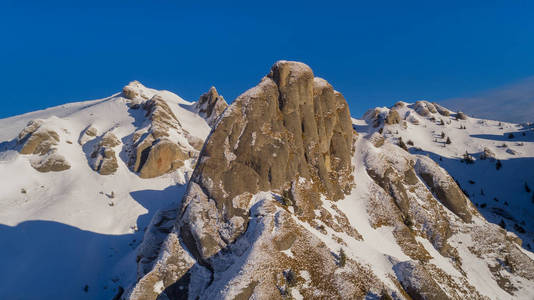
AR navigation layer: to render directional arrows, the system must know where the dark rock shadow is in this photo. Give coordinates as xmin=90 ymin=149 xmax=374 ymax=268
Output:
xmin=470 ymin=127 xmax=534 ymax=143
xmin=158 ymin=200 xmax=268 ymax=300
xmin=118 ymin=106 xmax=150 ymax=173
xmin=0 ymin=184 xmax=186 ymax=300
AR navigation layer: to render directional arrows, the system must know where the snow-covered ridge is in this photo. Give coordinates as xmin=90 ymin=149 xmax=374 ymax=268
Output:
xmin=0 ymin=81 xmax=217 ymax=299
xmin=1 ymin=67 xmax=534 ymax=300
xmin=361 ymin=100 xmax=534 ymax=251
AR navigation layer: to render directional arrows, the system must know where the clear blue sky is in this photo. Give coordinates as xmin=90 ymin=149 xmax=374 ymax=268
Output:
xmin=1 ymin=0 xmax=534 ymax=118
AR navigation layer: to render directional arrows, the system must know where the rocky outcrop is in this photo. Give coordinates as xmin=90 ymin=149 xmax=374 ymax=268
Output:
xmin=413 ymin=101 xmax=437 ymax=117
xmin=18 ymin=120 xmax=59 ymax=155
xmin=393 ymin=261 xmax=449 ymax=300
xmin=128 ymin=94 xmax=200 ymax=178
xmin=456 ymin=111 xmax=468 ymax=120
xmin=91 ymin=132 xmax=120 ymax=175
xmin=181 ymin=61 xmax=354 ymax=259
xmin=194 ymin=87 xmax=228 ymax=127
xmin=17 ymin=119 xmax=71 ymax=172
xmin=433 ymin=102 xmax=450 ymax=116
xmin=384 ymin=109 xmax=400 ymax=125
xmin=415 ymin=156 xmax=475 ymax=223
xmin=30 ymin=149 xmax=71 ymax=172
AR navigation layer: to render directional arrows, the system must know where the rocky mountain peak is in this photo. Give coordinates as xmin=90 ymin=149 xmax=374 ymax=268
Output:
xmin=194 ymin=86 xmax=228 ymax=127
xmin=181 ymin=60 xmax=356 ymax=257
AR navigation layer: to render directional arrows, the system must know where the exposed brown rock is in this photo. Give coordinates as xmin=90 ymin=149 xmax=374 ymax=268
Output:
xmin=91 ymin=132 xmax=121 ymax=175
xmin=385 ymin=109 xmax=401 ymax=125
xmin=30 ymin=149 xmax=71 ymax=172
xmin=79 ymin=125 xmax=98 ymax=145
xmin=394 ymin=261 xmax=449 ymax=300
xmin=413 ymin=101 xmax=437 ymax=117
xmin=194 ymin=86 xmax=228 ymax=127
xmin=18 ymin=120 xmax=60 ymax=155
xmin=179 ymin=61 xmax=355 ymax=261
xmin=138 ymin=140 xmax=188 ymax=178
xmin=415 ymin=156 xmax=475 ymax=223
xmin=17 ymin=120 xmax=71 ymax=172
xmin=433 ymin=103 xmax=450 ymax=116
xmin=129 ymin=94 xmax=199 ymax=178
xmin=456 ymin=111 xmax=468 ymax=120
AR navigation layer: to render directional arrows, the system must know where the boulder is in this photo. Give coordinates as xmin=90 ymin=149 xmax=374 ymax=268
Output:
xmin=30 ymin=150 xmax=71 ymax=172
xmin=456 ymin=111 xmax=468 ymax=120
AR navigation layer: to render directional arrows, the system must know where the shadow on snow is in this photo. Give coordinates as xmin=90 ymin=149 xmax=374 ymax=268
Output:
xmin=0 ymin=184 xmax=186 ymax=300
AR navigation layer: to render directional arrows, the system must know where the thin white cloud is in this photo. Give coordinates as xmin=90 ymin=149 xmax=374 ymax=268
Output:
xmin=441 ymin=76 xmax=534 ymax=123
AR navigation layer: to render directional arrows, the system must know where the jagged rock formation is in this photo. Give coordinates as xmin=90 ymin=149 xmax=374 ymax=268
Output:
xmin=181 ymin=61 xmax=354 ymax=258
xmin=126 ymin=61 xmax=534 ymax=299
xmin=17 ymin=119 xmax=71 ymax=172
xmin=128 ymin=94 xmax=202 ymax=178
xmin=90 ymin=131 xmax=120 ymax=175
xmin=194 ymin=87 xmax=228 ymax=127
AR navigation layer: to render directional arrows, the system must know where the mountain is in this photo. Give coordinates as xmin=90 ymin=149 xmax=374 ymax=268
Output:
xmin=362 ymin=101 xmax=534 ymax=249
xmin=126 ymin=62 xmax=534 ymax=299
xmin=0 ymin=82 xmax=226 ymax=299
xmin=1 ymin=62 xmax=534 ymax=300
xmin=440 ymin=76 xmax=534 ymax=123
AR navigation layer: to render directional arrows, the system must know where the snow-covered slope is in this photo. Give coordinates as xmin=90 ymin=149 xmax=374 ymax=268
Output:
xmin=2 ymin=65 xmax=534 ymax=300
xmin=0 ymin=82 xmax=214 ymax=299
xmin=361 ymin=101 xmax=534 ymax=251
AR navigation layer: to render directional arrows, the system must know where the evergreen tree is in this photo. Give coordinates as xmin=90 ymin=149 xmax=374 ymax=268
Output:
xmin=339 ymin=248 xmax=347 ymax=267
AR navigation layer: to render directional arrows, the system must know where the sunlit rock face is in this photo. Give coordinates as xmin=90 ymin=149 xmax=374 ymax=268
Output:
xmin=194 ymin=86 xmax=228 ymax=127
xmin=126 ymin=62 xmax=534 ymax=300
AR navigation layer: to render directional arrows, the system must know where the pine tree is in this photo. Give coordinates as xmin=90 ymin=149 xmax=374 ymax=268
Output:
xmin=499 ymin=219 xmax=506 ymax=229
xmin=446 ymin=137 xmax=451 ymax=144
xmin=496 ymin=160 xmax=502 ymax=170
xmin=441 ymin=131 xmax=445 ymax=139
xmin=339 ymin=248 xmax=347 ymax=267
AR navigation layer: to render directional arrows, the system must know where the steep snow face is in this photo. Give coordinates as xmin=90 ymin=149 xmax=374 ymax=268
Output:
xmin=362 ymin=101 xmax=534 ymax=252
xmin=0 ymin=82 xmax=213 ymax=299
xmin=129 ymin=63 xmax=534 ymax=300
